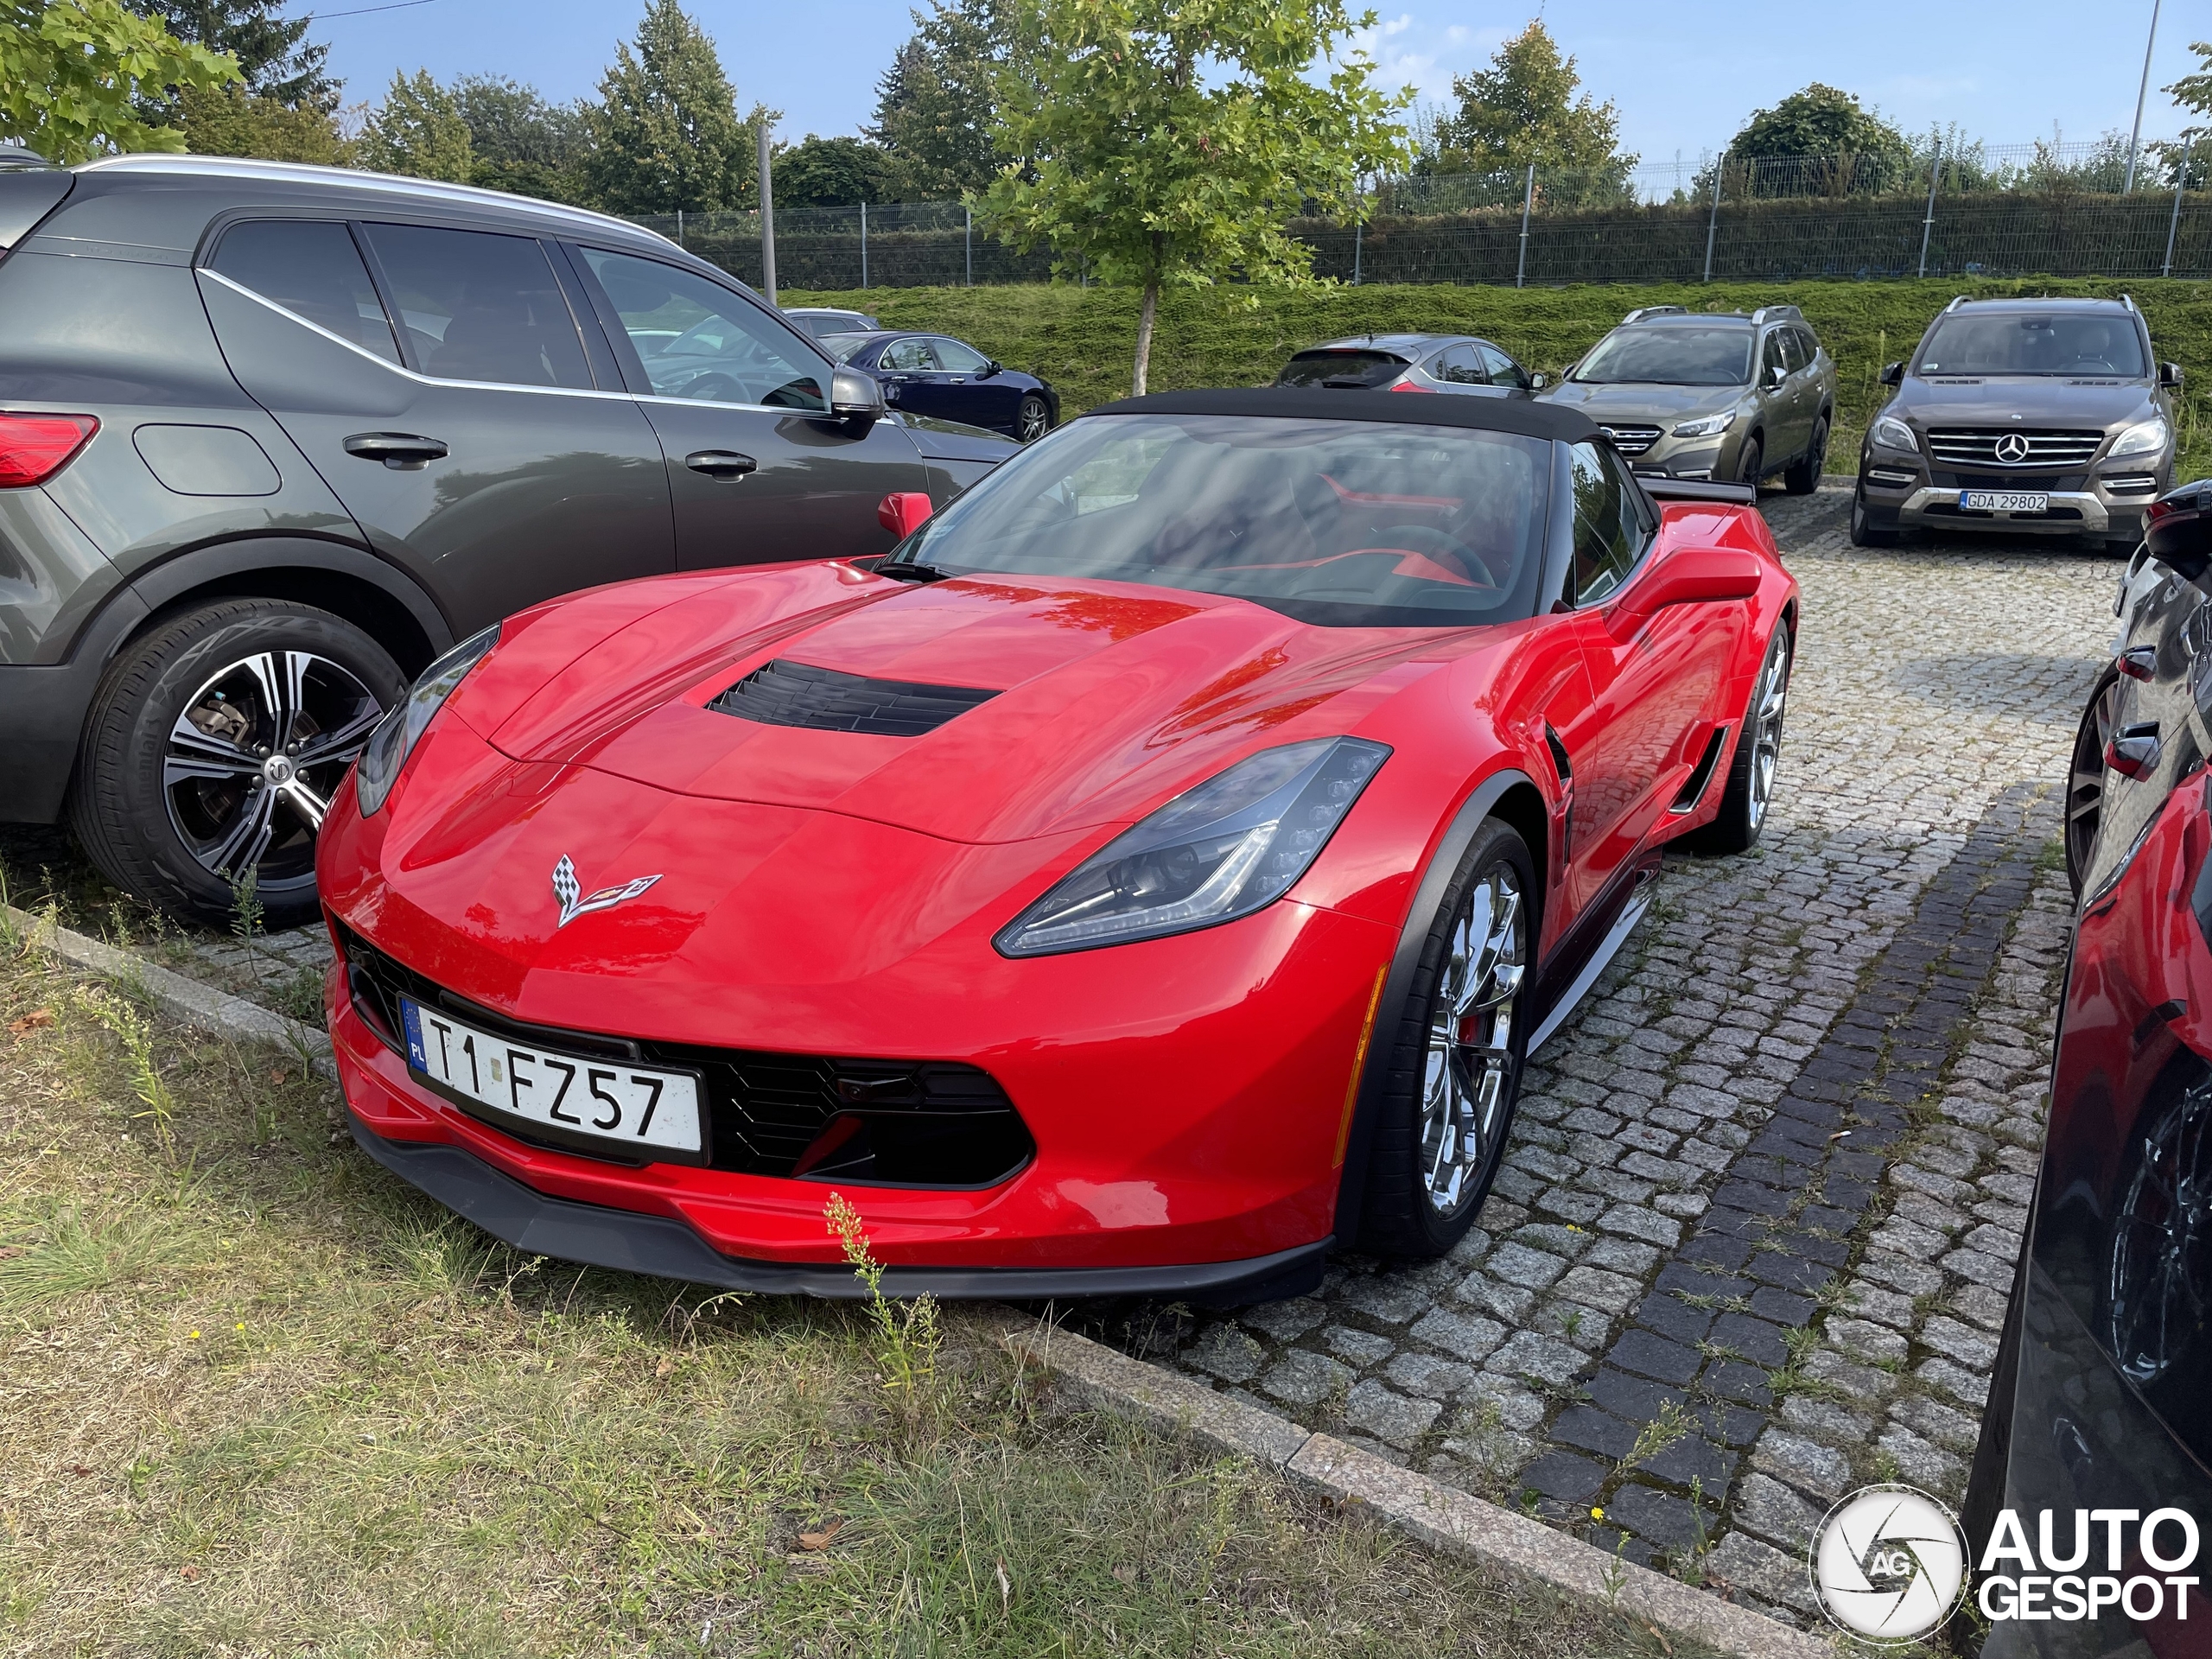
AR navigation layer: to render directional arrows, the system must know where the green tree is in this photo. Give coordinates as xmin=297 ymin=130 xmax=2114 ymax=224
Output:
xmin=1429 ymin=20 xmax=1635 ymax=198
xmin=1723 ymin=83 xmax=1914 ymax=194
xmin=981 ymin=0 xmax=1407 ymax=397
xmin=175 ymin=79 xmax=347 ymax=161
xmin=2153 ymin=41 xmax=2212 ymax=187
xmin=1 ymin=0 xmax=237 ymax=161
xmin=453 ymin=74 xmax=589 ymax=201
xmin=128 ymin=0 xmax=334 ymax=112
xmin=583 ymin=0 xmax=760 ymax=213
xmin=359 ymin=67 xmax=473 ymax=181
xmin=868 ymin=0 xmax=1010 ymax=199
xmin=772 ymin=134 xmax=892 ymax=206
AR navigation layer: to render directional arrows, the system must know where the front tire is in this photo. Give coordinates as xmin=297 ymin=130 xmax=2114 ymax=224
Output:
xmin=1688 ymin=622 xmax=1791 ymax=855
xmin=1783 ymin=416 xmax=1827 ymax=495
xmin=1354 ymin=818 xmax=1535 ymax=1258
xmin=1015 ymin=394 xmax=1052 ymax=443
xmin=1849 ymin=486 xmax=1904 ymax=547
xmin=1735 ymin=435 xmax=1764 ymax=488
xmin=2064 ymin=664 xmax=2120 ymax=896
xmin=69 ymin=599 xmax=404 ymax=928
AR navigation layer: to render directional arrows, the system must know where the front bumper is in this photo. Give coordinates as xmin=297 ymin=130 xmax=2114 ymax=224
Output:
xmin=1895 ymin=486 xmax=2118 ymax=536
xmin=347 ymin=1112 xmax=1328 ymax=1303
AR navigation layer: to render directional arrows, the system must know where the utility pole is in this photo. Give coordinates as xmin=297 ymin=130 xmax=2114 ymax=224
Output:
xmin=756 ymin=118 xmax=777 ymax=305
xmin=1702 ymin=154 xmax=1724 ymax=283
xmin=1516 ymin=162 xmax=1535 ymax=288
xmin=964 ymin=204 xmax=973 ymax=286
xmin=2126 ymin=0 xmax=2164 ymax=192
xmin=1917 ymin=140 xmax=1942 ymax=278
xmin=2165 ymin=142 xmax=2192 ymax=276
xmin=860 ymin=202 xmax=868 ymax=289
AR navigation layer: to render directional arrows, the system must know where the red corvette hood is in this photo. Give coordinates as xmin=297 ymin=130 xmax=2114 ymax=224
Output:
xmin=460 ymin=567 xmax=1465 ymax=844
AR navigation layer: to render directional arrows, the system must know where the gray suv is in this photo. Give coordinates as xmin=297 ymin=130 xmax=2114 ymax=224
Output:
xmin=1541 ymin=304 xmax=1836 ymax=492
xmin=0 ymin=154 xmax=1012 ymax=927
xmin=1850 ymin=295 xmax=2179 ymax=550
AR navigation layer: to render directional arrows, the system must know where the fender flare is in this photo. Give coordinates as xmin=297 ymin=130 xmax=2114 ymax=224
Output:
xmin=1331 ymin=766 xmax=1540 ymax=1248
xmin=60 ymin=534 xmax=454 ymax=674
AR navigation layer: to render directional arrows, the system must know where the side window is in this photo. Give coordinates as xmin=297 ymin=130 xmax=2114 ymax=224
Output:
xmin=1777 ymin=329 xmax=1809 ymax=373
xmin=359 ymin=224 xmax=590 ymax=389
xmin=1761 ymin=332 xmax=1790 ymax=385
xmin=208 ymin=219 xmax=399 ymax=364
xmin=931 ymin=336 xmax=991 ymax=373
xmin=1567 ymin=442 xmax=1649 ymax=607
xmin=1478 ymin=342 xmax=1529 ymax=389
xmin=880 ymin=337 xmax=938 ymax=372
xmin=1795 ymin=327 xmax=1822 ymax=368
xmin=1432 ymin=346 xmax=1487 ymax=385
xmin=575 ymin=246 xmax=826 ymax=410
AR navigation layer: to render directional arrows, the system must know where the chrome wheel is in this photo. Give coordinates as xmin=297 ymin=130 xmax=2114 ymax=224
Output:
xmin=1016 ymin=395 xmax=1050 ymax=442
xmin=2107 ymin=1073 xmax=2212 ymax=1385
xmin=1421 ymin=862 xmax=1525 ymax=1216
xmin=163 ymin=650 xmax=385 ymax=884
xmin=1745 ymin=632 xmax=1790 ymax=833
xmin=2066 ymin=669 xmax=2120 ymax=894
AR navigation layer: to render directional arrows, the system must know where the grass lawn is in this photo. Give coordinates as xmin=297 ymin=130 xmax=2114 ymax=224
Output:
xmin=0 ymin=937 xmax=1699 ymax=1658
xmin=786 ymin=276 xmax=2212 ymax=482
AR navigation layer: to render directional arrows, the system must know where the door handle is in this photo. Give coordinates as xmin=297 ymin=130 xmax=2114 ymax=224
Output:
xmin=342 ymin=432 xmax=448 ymax=470
xmin=684 ymin=450 xmax=757 ymax=480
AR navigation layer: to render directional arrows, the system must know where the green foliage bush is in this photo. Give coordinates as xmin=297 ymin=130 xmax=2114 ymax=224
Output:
xmin=789 ymin=276 xmax=2212 ymax=478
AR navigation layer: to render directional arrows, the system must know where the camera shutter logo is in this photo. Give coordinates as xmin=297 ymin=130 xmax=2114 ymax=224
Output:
xmin=1810 ymin=1484 xmax=1968 ymax=1641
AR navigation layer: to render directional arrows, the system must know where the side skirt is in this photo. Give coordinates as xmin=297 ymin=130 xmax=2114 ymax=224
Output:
xmin=1528 ymin=864 xmax=1660 ymax=1056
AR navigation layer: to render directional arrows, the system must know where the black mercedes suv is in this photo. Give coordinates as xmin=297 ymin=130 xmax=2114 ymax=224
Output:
xmin=1851 ymin=295 xmax=2181 ymax=551
xmin=0 ymin=154 xmax=1012 ymax=926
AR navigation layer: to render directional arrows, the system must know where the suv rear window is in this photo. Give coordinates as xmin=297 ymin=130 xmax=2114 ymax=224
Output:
xmin=1919 ymin=312 xmax=2147 ymax=378
xmin=359 ymin=224 xmax=592 ymax=389
xmin=1575 ymin=326 xmax=1752 ymax=388
xmin=1276 ymin=350 xmax=1408 ymax=389
xmin=209 ymin=220 xmax=399 ymax=364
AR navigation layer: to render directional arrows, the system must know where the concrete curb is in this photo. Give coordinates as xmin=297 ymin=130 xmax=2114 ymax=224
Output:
xmin=4 ymin=904 xmax=336 ymax=1079
xmin=996 ymin=1316 xmax=1837 ymax=1659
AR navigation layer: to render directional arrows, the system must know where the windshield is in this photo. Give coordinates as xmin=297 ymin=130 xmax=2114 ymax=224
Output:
xmin=822 ymin=334 xmax=870 ymax=361
xmin=885 ymin=413 xmax=1553 ymax=627
xmin=1918 ymin=313 xmax=2147 ymax=377
xmin=1574 ymin=326 xmax=1752 ymax=387
xmin=1275 ymin=350 xmax=1410 ymax=389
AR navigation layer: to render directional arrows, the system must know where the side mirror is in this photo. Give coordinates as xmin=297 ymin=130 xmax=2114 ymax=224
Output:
xmin=2146 ymin=481 xmax=2212 ymax=585
xmin=877 ymin=491 xmax=933 ymax=539
xmin=829 ymin=365 xmax=886 ymax=433
xmin=1529 ymin=372 xmax=1549 ymax=391
xmin=1605 ymin=545 xmax=1764 ymax=639
xmin=2161 ymin=361 xmax=2185 ymax=389
xmin=1879 ymin=361 xmax=1904 ymax=387
xmin=1767 ymin=364 xmax=1787 ymax=389
xmin=983 ymin=359 xmax=1002 ymax=377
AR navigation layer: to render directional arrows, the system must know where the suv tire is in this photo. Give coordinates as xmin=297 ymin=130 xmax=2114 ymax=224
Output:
xmin=1783 ymin=416 xmax=1828 ymax=495
xmin=1849 ymin=487 xmax=1904 ymax=547
xmin=1735 ymin=436 xmax=1764 ymax=488
xmin=70 ymin=599 xmax=404 ymax=929
xmin=1355 ymin=817 xmax=1535 ymax=1258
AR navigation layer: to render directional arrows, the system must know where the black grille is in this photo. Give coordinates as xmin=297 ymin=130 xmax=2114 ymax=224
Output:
xmin=1597 ymin=423 xmax=1662 ymax=455
xmin=1936 ymin=472 xmax=2088 ymax=492
xmin=709 ymin=658 xmax=1000 ymax=737
xmin=335 ymin=923 xmax=1033 ymax=1188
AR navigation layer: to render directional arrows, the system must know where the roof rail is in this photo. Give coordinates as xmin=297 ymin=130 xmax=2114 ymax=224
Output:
xmin=2122 ymin=293 xmax=2138 ymax=312
xmin=1622 ymin=305 xmax=1688 ymax=325
xmin=1750 ymin=304 xmax=1802 ymax=325
xmin=1942 ymin=295 xmax=1967 ymax=313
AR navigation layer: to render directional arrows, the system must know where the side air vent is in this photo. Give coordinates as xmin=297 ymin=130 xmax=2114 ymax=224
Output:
xmin=1670 ymin=724 xmax=1730 ymax=814
xmin=709 ymin=658 xmax=1001 ymax=736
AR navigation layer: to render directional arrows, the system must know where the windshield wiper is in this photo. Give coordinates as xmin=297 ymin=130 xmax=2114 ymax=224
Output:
xmin=874 ymin=558 xmax=952 ymax=582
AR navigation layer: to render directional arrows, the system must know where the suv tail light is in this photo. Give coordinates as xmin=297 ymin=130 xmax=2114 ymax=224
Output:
xmin=0 ymin=412 xmax=97 ymax=486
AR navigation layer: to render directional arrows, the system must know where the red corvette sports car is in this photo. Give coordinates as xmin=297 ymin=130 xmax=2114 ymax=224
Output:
xmin=318 ymin=389 xmax=1797 ymax=1301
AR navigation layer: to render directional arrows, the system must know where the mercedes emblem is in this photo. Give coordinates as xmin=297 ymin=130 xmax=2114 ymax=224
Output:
xmin=1993 ymin=432 xmax=2031 ymax=464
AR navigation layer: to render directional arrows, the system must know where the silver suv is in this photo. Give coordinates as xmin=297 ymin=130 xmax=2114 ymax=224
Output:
xmin=1541 ymin=305 xmax=1836 ymax=493
xmin=1849 ymin=295 xmax=2179 ymax=551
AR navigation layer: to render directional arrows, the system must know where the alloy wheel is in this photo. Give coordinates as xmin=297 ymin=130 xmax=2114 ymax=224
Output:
xmin=1421 ymin=861 xmax=1525 ymax=1216
xmin=1017 ymin=396 xmax=1050 ymax=442
xmin=163 ymin=650 xmax=385 ymax=886
xmin=1746 ymin=632 xmax=1791 ymax=832
xmin=2107 ymin=1073 xmax=2212 ymax=1384
xmin=2066 ymin=670 xmax=2120 ymax=893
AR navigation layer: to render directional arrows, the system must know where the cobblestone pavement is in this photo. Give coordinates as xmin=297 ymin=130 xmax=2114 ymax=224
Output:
xmin=1096 ymin=482 xmax=2119 ymax=1626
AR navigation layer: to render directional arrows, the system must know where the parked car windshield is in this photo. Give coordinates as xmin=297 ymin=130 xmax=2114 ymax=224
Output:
xmin=1275 ymin=350 xmax=1409 ymax=389
xmin=885 ymin=413 xmax=1552 ymax=627
xmin=821 ymin=334 xmax=871 ymax=361
xmin=1574 ymin=326 xmax=1752 ymax=387
xmin=1918 ymin=312 xmax=2148 ymax=377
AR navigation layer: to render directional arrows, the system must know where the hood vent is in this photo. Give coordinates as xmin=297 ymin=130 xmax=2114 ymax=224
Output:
xmin=709 ymin=658 xmax=1001 ymax=736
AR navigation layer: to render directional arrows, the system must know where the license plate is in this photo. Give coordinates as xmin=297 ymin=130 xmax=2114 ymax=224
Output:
xmin=399 ymin=997 xmax=704 ymax=1160
xmin=1960 ymin=489 xmax=2050 ymax=514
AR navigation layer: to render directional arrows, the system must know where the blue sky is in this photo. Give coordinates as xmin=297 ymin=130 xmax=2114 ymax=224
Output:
xmin=307 ymin=0 xmax=2198 ymax=172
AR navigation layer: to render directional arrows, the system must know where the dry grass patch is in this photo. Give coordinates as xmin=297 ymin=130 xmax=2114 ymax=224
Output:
xmin=0 ymin=943 xmax=1702 ymax=1657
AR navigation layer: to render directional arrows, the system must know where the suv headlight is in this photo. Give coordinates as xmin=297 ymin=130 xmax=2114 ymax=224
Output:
xmin=2109 ymin=417 xmax=2171 ymax=460
xmin=1670 ymin=410 xmax=1736 ymax=440
xmin=1870 ymin=415 xmax=1918 ymax=453
xmin=353 ymin=625 xmax=499 ymax=817
xmin=995 ymin=736 xmax=1389 ymax=957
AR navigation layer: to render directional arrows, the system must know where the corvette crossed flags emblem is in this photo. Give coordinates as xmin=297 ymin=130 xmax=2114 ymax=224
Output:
xmin=550 ymin=854 xmax=662 ymax=928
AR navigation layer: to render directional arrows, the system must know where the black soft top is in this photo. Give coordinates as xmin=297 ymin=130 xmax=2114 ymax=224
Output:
xmin=1083 ymin=387 xmax=1597 ymax=444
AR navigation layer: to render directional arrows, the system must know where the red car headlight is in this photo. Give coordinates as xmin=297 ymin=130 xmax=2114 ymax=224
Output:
xmin=354 ymin=624 xmax=500 ymax=816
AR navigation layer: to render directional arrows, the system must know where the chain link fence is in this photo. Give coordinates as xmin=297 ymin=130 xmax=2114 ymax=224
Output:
xmin=639 ymin=140 xmax=2209 ymax=291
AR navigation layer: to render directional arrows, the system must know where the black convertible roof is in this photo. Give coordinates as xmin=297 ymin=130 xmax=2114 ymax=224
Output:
xmin=1080 ymin=387 xmax=1598 ymax=443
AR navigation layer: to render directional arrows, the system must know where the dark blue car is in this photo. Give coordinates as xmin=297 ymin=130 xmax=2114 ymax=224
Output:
xmin=826 ymin=331 xmax=1058 ymax=442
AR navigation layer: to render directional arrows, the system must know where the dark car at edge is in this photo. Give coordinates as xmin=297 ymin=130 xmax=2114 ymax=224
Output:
xmin=0 ymin=153 xmax=1014 ymax=928
xmin=825 ymin=331 xmax=1058 ymax=442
